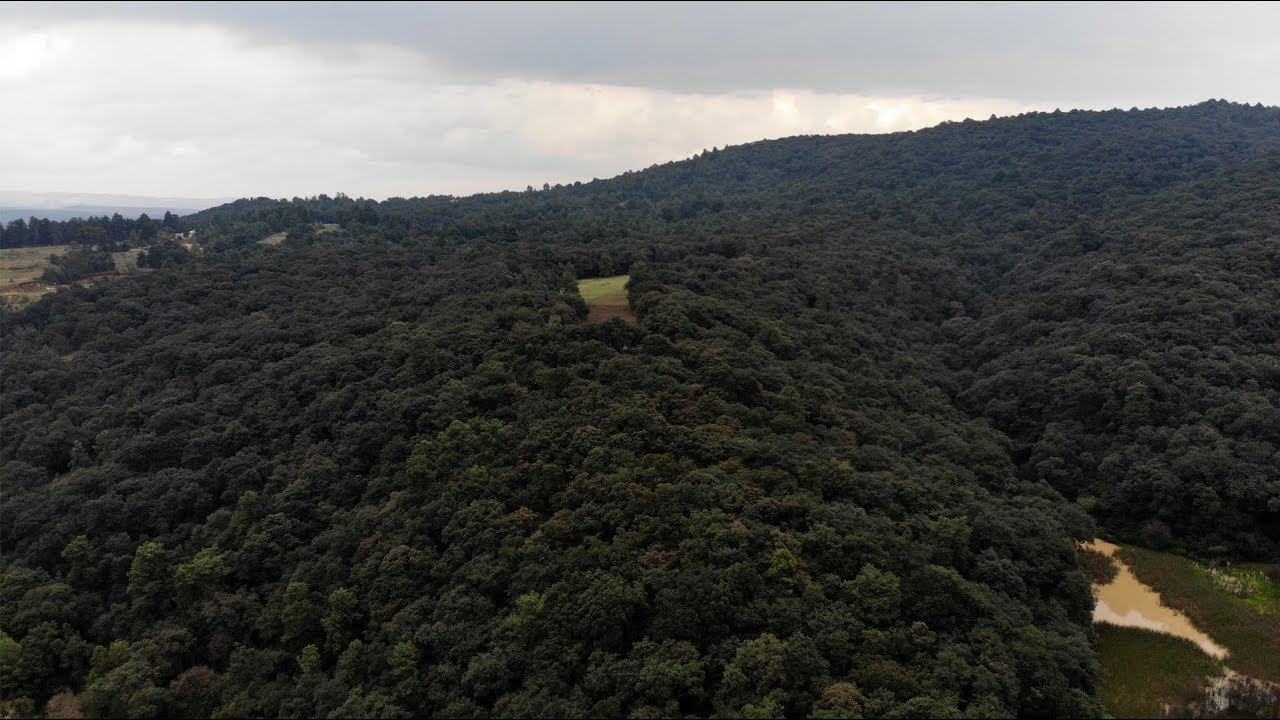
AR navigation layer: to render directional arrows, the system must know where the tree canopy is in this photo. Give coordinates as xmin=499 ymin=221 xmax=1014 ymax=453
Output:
xmin=1 ymin=100 xmax=1277 ymax=718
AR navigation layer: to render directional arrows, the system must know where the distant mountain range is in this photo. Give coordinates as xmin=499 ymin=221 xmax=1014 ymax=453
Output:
xmin=0 ymin=191 xmax=230 ymax=223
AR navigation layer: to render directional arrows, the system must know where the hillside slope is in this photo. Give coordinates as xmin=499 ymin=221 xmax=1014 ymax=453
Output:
xmin=1 ymin=101 xmax=1277 ymax=718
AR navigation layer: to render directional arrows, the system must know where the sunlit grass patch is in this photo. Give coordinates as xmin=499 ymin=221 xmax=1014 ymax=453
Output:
xmin=577 ymin=275 xmax=629 ymax=303
xmin=1203 ymin=563 xmax=1280 ymax=616
xmin=578 ymin=274 xmax=634 ymax=323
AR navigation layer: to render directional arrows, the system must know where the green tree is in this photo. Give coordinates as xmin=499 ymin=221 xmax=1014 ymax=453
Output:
xmin=280 ymin=582 xmax=321 ymax=650
xmin=174 ymin=548 xmax=230 ymax=600
xmin=335 ymin=639 xmax=364 ymax=686
xmin=128 ymin=541 xmax=168 ymax=603
xmin=716 ymin=633 xmax=787 ymax=716
xmin=61 ymin=534 xmax=95 ymax=587
xmin=321 ymin=587 xmax=360 ymax=654
xmin=849 ymin=565 xmax=900 ymax=626
xmin=390 ymin=641 xmax=417 ymax=681
xmin=299 ymin=644 xmax=321 ymax=676
xmin=0 ymin=631 xmax=22 ymax=699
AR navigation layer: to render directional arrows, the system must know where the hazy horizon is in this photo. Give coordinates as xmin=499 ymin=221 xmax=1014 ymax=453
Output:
xmin=8 ymin=99 xmax=1274 ymax=211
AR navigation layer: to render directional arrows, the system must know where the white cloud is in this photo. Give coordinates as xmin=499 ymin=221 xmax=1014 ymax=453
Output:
xmin=0 ymin=19 xmax=1049 ymax=200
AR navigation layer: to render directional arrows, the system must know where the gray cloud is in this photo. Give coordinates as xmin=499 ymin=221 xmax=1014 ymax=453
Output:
xmin=14 ymin=1 xmax=1278 ymax=104
xmin=2 ymin=2 xmax=1277 ymax=199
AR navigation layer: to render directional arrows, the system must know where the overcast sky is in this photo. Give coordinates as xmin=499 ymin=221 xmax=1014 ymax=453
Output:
xmin=2 ymin=1 xmax=1278 ymax=201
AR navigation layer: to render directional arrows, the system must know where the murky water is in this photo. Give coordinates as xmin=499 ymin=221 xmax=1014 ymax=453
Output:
xmin=1083 ymin=539 xmax=1228 ymax=659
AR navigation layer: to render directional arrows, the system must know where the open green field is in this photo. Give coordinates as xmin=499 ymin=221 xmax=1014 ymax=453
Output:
xmin=578 ymin=274 xmax=634 ymax=322
xmin=1097 ymin=624 xmax=1223 ymax=718
xmin=0 ymin=245 xmax=71 ymax=285
xmin=1118 ymin=545 xmax=1280 ymax=683
xmin=577 ymin=274 xmax=628 ymax=302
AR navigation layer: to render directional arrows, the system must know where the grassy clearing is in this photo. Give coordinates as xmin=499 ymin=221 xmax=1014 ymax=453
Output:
xmin=578 ymin=274 xmax=635 ymax=323
xmin=3 ymin=245 xmax=143 ymax=285
xmin=113 ymin=248 xmax=144 ymax=273
xmin=0 ymin=245 xmax=70 ymax=285
xmin=578 ymin=275 xmax=629 ymax=303
xmin=1118 ymin=545 xmax=1280 ymax=683
xmin=260 ymin=224 xmax=340 ymax=245
xmin=2 ymin=246 xmax=142 ymax=305
xmin=1097 ymin=624 xmax=1223 ymax=719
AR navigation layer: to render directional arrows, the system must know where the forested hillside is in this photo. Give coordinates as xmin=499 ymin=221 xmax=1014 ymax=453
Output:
xmin=2 ymin=100 xmax=1277 ymax=718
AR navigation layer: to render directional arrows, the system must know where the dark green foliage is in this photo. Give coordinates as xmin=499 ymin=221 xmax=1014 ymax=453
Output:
xmin=137 ymin=239 xmax=193 ymax=269
xmin=2 ymin=101 xmax=1278 ymax=717
xmin=2 ymin=212 xmax=175 ymax=250
xmin=39 ymin=243 xmax=115 ymax=284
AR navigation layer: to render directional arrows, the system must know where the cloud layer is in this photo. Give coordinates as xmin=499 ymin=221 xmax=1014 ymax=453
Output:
xmin=2 ymin=4 xmax=1277 ymax=199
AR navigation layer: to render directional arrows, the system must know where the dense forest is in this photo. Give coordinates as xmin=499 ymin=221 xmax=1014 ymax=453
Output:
xmin=1 ymin=100 xmax=1277 ymax=718
xmin=0 ymin=212 xmax=186 ymax=251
